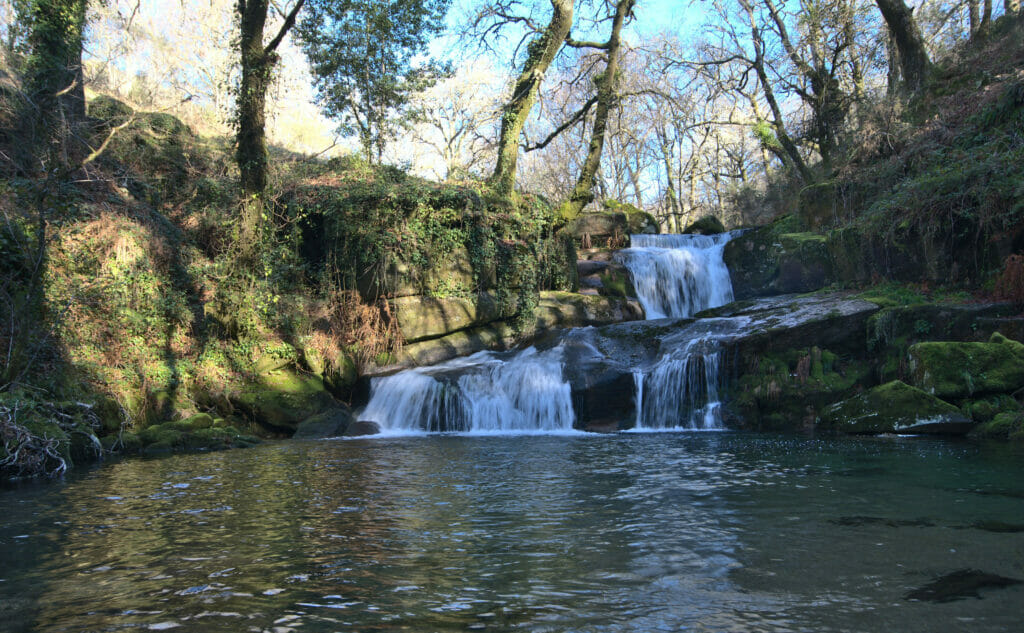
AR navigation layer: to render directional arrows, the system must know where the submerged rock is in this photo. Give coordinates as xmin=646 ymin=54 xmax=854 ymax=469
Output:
xmin=346 ymin=420 xmax=382 ymax=437
xmin=293 ymin=408 xmax=353 ymax=439
xmin=820 ymin=381 xmax=973 ymax=435
xmin=904 ymin=569 xmax=1022 ymax=603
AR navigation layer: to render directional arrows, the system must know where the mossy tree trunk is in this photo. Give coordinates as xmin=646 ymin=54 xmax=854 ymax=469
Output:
xmin=874 ymin=0 xmax=931 ymax=94
xmin=236 ymin=0 xmax=304 ymax=251
xmin=560 ymin=0 xmax=634 ymax=223
xmin=489 ymin=0 xmax=573 ymax=197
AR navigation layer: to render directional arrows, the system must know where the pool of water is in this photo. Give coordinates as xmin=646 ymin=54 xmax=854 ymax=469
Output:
xmin=2 ymin=433 xmax=1022 ymax=632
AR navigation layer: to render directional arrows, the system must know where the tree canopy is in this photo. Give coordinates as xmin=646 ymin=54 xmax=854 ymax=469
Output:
xmin=297 ymin=0 xmax=451 ymax=163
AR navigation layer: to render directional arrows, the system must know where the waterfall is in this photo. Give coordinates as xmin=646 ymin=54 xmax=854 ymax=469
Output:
xmin=358 ymin=231 xmax=739 ymax=435
xmin=633 ymin=338 xmax=725 ymax=430
xmin=615 ymin=233 xmax=735 ymax=319
xmin=361 ymin=347 xmax=576 ymax=435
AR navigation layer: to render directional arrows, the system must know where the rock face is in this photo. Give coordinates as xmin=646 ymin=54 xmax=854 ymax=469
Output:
xmin=907 ymin=338 xmax=1024 ymax=399
xmin=820 ymin=381 xmax=974 ymax=435
xmin=724 ymin=221 xmax=833 ymax=299
xmin=390 ymin=292 xmax=517 ymax=343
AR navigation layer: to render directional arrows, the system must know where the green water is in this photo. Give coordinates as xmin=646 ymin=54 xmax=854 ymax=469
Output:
xmin=1 ymin=433 xmax=1022 ymax=632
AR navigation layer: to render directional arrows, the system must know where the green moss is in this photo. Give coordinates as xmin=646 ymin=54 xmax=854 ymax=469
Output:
xmin=908 ymin=341 xmax=1024 ymax=399
xmin=821 ymin=380 xmax=972 ymax=434
xmin=683 ymin=215 xmax=726 ymax=235
xmin=970 ymin=411 xmax=1024 ymax=440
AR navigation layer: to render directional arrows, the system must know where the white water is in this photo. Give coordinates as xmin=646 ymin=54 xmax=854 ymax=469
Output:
xmin=360 ymin=232 xmax=737 ymax=434
xmin=632 ymin=338 xmax=725 ymax=430
xmin=361 ymin=346 xmax=576 ymax=435
xmin=615 ymin=233 xmax=735 ymax=319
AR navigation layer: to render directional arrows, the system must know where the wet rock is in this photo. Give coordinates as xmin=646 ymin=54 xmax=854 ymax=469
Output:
xmin=820 ymin=381 xmax=973 ymax=435
xmin=907 ymin=338 xmax=1024 ymax=399
xmin=577 ymin=260 xmax=610 ymax=277
xmin=293 ymin=407 xmax=353 ymax=439
xmin=346 ymin=420 xmax=382 ymax=437
xmin=904 ymin=569 xmax=1022 ymax=603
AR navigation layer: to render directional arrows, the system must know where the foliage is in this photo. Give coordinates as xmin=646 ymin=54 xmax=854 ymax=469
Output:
xmin=283 ymin=163 xmax=574 ymax=336
xmin=297 ymin=0 xmax=451 ymax=163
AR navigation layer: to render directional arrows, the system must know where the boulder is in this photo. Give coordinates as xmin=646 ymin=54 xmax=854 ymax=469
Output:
xmin=683 ymin=215 xmax=726 ymax=235
xmin=231 ymin=367 xmax=338 ymax=435
xmin=346 ymin=420 xmax=382 ymax=437
xmin=821 ymin=381 xmax=974 ymax=435
xmin=293 ymin=407 xmax=353 ymax=439
xmin=907 ymin=339 xmax=1024 ymax=399
xmin=534 ymin=292 xmax=643 ymax=330
xmin=724 ymin=222 xmax=833 ymax=299
xmin=389 ymin=292 xmax=516 ymax=342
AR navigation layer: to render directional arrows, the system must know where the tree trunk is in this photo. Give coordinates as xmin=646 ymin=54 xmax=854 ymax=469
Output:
xmin=489 ymin=0 xmax=573 ymax=196
xmin=235 ymin=0 xmax=304 ymax=251
xmin=561 ymin=0 xmax=633 ymax=221
xmin=968 ymin=0 xmax=981 ymax=35
xmin=875 ymin=0 xmax=931 ymax=94
xmin=24 ymin=0 xmax=88 ymax=158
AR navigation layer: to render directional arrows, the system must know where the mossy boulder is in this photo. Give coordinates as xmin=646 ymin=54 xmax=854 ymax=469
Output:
xmin=969 ymin=411 xmax=1024 ymax=440
xmin=723 ymin=215 xmax=833 ymax=299
xmin=293 ymin=407 xmax=353 ymax=439
xmin=683 ymin=215 xmax=726 ymax=235
xmin=573 ymin=211 xmax=629 ymax=248
xmin=907 ymin=339 xmax=1024 ymax=399
xmin=534 ymin=292 xmax=644 ymax=330
xmin=962 ymin=394 xmax=1021 ymax=423
xmin=231 ymin=367 xmax=338 ymax=435
xmin=820 ymin=381 xmax=973 ymax=435
xmin=389 ymin=292 xmax=517 ymax=342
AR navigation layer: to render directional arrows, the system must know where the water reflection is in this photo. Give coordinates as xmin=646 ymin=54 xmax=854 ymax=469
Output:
xmin=0 ymin=434 xmax=1022 ymax=632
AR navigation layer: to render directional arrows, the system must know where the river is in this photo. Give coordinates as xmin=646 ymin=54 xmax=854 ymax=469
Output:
xmin=2 ymin=433 xmax=1022 ymax=632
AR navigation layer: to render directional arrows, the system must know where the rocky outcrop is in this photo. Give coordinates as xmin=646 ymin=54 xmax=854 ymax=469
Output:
xmin=723 ymin=216 xmax=834 ymax=299
xmin=820 ymin=381 xmax=973 ymax=435
xmin=389 ymin=292 xmax=518 ymax=343
xmin=907 ymin=337 xmax=1024 ymax=399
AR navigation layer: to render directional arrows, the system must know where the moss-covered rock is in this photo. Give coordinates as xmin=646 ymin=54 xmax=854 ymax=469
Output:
xmin=231 ymin=367 xmax=338 ymax=435
xmin=293 ymin=408 xmax=353 ymax=439
xmin=683 ymin=215 xmax=726 ymax=235
xmin=723 ymin=215 xmax=833 ymax=299
xmin=907 ymin=340 xmax=1024 ymax=399
xmin=820 ymin=381 xmax=973 ymax=434
xmin=727 ymin=347 xmax=871 ymax=431
xmin=534 ymin=292 xmax=643 ymax=330
xmin=962 ymin=394 xmax=1022 ymax=423
xmin=389 ymin=292 xmax=518 ymax=342
xmin=969 ymin=411 xmax=1024 ymax=440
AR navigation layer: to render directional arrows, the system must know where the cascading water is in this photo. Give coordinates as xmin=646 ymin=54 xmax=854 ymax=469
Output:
xmin=358 ymin=231 xmax=738 ymax=435
xmin=615 ymin=233 xmax=735 ymax=319
xmin=632 ymin=338 xmax=725 ymax=430
xmin=361 ymin=346 xmax=576 ymax=435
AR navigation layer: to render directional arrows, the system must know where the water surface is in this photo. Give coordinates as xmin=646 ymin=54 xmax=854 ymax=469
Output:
xmin=2 ymin=434 xmax=1022 ymax=632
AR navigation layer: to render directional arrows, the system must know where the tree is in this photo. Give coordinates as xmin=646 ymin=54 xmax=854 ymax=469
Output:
xmin=560 ymin=0 xmax=635 ymax=221
xmin=487 ymin=0 xmax=573 ymax=196
xmin=875 ymin=0 xmax=931 ymax=94
xmin=298 ymin=0 xmax=450 ymax=164
xmin=236 ymin=0 xmax=305 ymax=200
